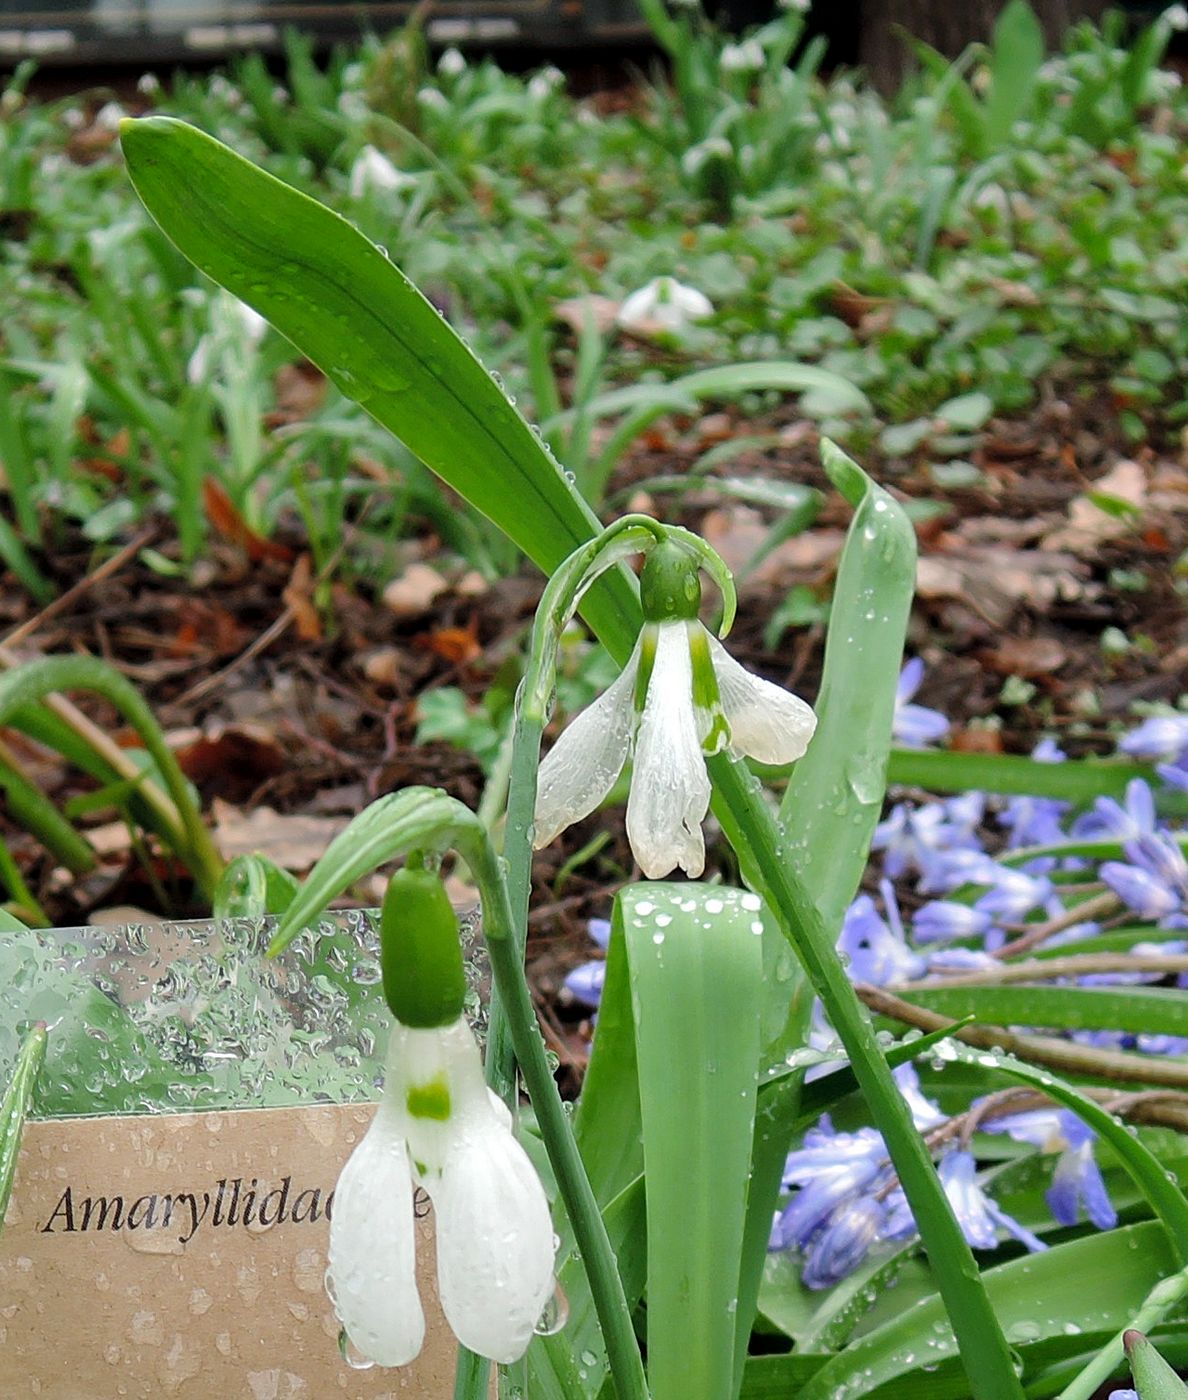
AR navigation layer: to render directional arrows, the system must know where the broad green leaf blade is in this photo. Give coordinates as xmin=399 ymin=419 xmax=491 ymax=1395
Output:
xmin=797 ymin=1222 xmax=1179 ymax=1400
xmin=622 ymin=883 xmax=764 ymax=1400
xmin=119 ymin=117 xmax=636 ymax=655
xmin=0 ymin=1022 xmax=47 ymax=1228
xmin=942 ymin=1043 xmax=1188 ymax=1259
xmin=778 ymin=440 xmax=917 ymax=929
xmin=891 ymin=985 xmax=1188 ymax=1039
xmin=732 ymin=442 xmax=917 ymax=1385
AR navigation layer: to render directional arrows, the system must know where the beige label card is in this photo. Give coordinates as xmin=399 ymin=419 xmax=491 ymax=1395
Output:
xmin=1 ymin=1104 xmax=462 ymax=1399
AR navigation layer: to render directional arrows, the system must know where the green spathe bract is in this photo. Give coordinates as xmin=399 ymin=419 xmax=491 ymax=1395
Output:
xmin=380 ymin=867 xmax=466 ymax=1030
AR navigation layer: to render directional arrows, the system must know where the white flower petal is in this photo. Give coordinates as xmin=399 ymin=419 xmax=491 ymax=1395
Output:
xmin=708 ymin=633 xmax=816 ymax=765
xmin=327 ymin=1103 xmax=424 ymax=1367
xmin=626 ymin=621 xmax=710 ymax=877
xmin=533 ymin=639 xmax=640 ymax=848
xmin=429 ymin=1105 xmax=556 ymax=1363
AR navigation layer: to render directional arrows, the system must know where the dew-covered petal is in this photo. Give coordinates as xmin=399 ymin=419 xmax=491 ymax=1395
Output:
xmin=707 ymin=633 xmax=816 ymax=765
xmin=626 ymin=621 xmax=709 ymax=877
xmin=534 ymin=639 xmax=640 ymax=848
xmin=429 ymin=1108 xmax=556 ymax=1363
xmin=327 ymin=1106 xmax=424 ymax=1367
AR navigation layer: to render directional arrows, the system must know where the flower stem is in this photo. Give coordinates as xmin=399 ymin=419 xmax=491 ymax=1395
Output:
xmin=470 ymin=765 xmax=648 ymax=1400
xmin=709 ymin=754 xmax=1026 ymax=1400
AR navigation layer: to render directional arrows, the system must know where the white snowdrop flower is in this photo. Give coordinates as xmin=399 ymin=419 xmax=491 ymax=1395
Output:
xmin=681 ymin=135 xmax=733 ymax=177
xmin=329 ymin=867 xmax=555 ymax=1367
xmin=417 ymin=86 xmax=451 ymax=113
xmin=349 ymin=145 xmax=417 ymax=199
xmin=617 ymin=275 xmax=714 ymax=336
xmin=93 ymin=100 xmax=126 ymax=131
xmin=528 ymin=65 xmax=565 ymax=100
xmin=329 ymin=1017 xmax=556 ymax=1366
xmin=777 ymin=0 xmax=812 ymax=12
xmin=438 ymin=46 xmax=466 ymax=76
xmin=136 ymin=73 xmax=160 ymax=96
xmin=186 ymin=292 xmax=268 ymax=384
xmin=720 ymin=39 xmax=764 ymax=73
xmin=1166 ymin=4 xmax=1188 ymax=31
xmin=535 ymin=540 xmax=816 ymax=877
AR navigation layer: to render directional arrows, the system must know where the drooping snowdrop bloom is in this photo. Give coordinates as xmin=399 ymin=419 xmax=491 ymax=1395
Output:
xmin=534 ymin=539 xmax=815 ymax=877
xmin=328 ymin=867 xmax=556 ymax=1367
xmin=616 ymin=276 xmax=714 ymax=337
xmin=349 ymin=145 xmax=419 ymax=199
xmin=186 ymin=290 xmax=268 ymax=384
xmin=720 ymin=39 xmax=765 ymax=73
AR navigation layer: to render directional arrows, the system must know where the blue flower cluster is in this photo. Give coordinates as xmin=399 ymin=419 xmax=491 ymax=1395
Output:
xmin=562 ymin=667 xmax=1188 ymax=1289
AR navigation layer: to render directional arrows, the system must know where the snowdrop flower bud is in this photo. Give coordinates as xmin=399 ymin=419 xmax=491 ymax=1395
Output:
xmin=328 ymin=868 xmax=556 ymax=1367
xmin=720 ymin=39 xmax=764 ymax=73
xmin=535 ymin=537 xmax=815 ymax=878
xmin=349 ymin=145 xmax=417 ymax=199
xmin=616 ymin=276 xmax=713 ymax=336
xmin=1166 ymin=3 xmax=1188 ymax=31
xmin=437 ymin=47 xmax=466 ymax=76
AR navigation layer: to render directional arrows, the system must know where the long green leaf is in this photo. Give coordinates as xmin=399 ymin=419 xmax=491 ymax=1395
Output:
xmin=891 ymin=984 xmax=1188 ymax=1039
xmin=0 ymin=1022 xmax=47 ymax=1228
xmin=119 ymin=117 xmax=633 ymax=652
xmin=622 ymin=883 xmax=764 ymax=1400
xmin=886 ymin=748 xmax=1158 ymax=803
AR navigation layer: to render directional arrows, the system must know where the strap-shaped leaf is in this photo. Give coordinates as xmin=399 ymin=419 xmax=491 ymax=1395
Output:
xmin=120 ymin=117 xmax=634 ymax=653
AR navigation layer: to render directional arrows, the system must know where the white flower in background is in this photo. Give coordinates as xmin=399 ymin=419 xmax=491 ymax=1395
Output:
xmin=349 ymin=145 xmax=418 ymax=199
xmin=535 ymin=541 xmax=816 ymax=877
xmin=93 ymin=100 xmax=126 ymax=131
xmin=417 ymin=86 xmax=451 ymax=114
xmin=616 ymin=276 xmax=714 ymax=337
xmin=136 ymin=73 xmax=160 ymax=96
xmin=1166 ymin=4 xmax=1188 ymax=32
xmin=681 ymin=135 xmax=733 ymax=178
xmin=720 ymin=39 xmax=764 ymax=73
xmin=186 ymin=292 xmax=268 ymax=384
xmin=528 ymin=65 xmax=565 ymax=100
xmin=328 ymin=1016 xmax=555 ymax=1366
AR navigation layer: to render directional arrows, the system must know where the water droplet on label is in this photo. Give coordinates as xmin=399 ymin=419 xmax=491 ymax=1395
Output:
xmin=338 ymin=1330 xmax=375 ymax=1370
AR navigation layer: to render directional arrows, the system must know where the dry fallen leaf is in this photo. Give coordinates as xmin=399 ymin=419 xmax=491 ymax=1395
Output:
xmin=980 ymin=637 xmax=1068 ymax=679
xmin=212 ymin=799 xmax=349 ymax=872
xmin=553 ymin=294 xmax=620 ymax=336
xmin=382 ymin=562 xmax=449 ymax=618
xmin=1042 ymin=459 xmax=1147 ymax=551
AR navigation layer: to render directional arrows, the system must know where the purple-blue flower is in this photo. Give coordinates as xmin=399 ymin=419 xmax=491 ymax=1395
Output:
xmin=985 ymin=1107 xmax=1115 ymax=1231
xmin=912 ymin=899 xmax=995 ymax=945
xmin=938 ymin=1150 xmax=1047 ymax=1253
xmin=802 ymin=1198 xmax=885 ymax=1288
xmin=562 ymin=917 xmax=612 ymax=1010
xmin=874 ymin=795 xmax=986 ymax=883
xmin=838 ymin=882 xmax=925 ymax=985
xmin=1119 ymin=714 xmax=1188 ymax=792
xmin=999 ymin=740 xmax=1071 ymax=851
xmin=893 ymin=659 xmax=951 ymax=748
xmin=1102 ymin=832 xmax=1188 ymax=922
xmin=974 ymin=868 xmax=1053 ymax=923
xmin=1080 ymin=779 xmax=1157 ymax=842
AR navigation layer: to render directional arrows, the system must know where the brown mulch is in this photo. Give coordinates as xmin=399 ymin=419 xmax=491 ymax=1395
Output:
xmin=1 ymin=384 xmax=1185 ymax=1047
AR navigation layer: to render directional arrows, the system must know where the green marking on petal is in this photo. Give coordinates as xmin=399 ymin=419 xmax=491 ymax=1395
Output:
xmin=688 ymin=623 xmax=731 ymax=755
xmin=406 ymin=1075 xmax=452 ymax=1121
xmin=633 ymin=624 xmax=660 ymax=714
